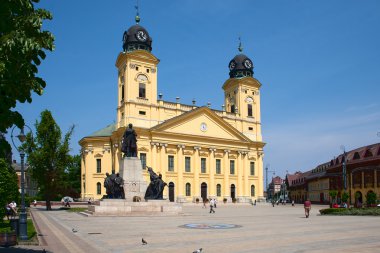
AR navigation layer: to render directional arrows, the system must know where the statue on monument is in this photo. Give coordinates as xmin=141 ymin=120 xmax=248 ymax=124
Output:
xmin=144 ymin=167 xmax=167 ymax=200
xmin=104 ymin=172 xmax=125 ymax=199
xmin=121 ymin=123 xmax=138 ymax=157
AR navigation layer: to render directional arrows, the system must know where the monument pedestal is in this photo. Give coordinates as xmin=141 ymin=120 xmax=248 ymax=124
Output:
xmin=87 ymin=157 xmax=182 ymax=216
xmin=88 ymin=199 xmax=182 ymax=216
xmin=119 ymin=157 xmax=147 ymax=201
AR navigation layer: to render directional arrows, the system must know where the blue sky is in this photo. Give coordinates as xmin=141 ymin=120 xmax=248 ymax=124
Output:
xmin=7 ymin=0 xmax=380 ymax=180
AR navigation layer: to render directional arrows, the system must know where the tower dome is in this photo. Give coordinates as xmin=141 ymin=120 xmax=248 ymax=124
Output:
xmin=122 ymin=13 xmax=152 ymax=52
xmin=228 ymin=40 xmax=254 ymax=78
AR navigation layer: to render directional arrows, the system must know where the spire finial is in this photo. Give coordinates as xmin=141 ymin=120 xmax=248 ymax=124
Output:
xmin=135 ymin=0 xmax=140 ymax=24
xmin=238 ymin=36 xmax=243 ymax=52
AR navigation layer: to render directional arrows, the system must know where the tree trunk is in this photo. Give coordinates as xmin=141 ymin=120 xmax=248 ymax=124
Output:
xmin=46 ymin=199 xmax=52 ymax=210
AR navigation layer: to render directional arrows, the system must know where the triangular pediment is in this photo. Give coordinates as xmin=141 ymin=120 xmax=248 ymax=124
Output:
xmin=151 ymin=107 xmax=251 ymax=142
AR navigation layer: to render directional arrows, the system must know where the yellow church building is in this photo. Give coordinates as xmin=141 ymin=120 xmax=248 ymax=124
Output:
xmin=79 ymin=14 xmax=266 ymax=203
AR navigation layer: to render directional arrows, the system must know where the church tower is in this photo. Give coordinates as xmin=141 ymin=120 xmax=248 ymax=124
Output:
xmin=222 ymin=40 xmax=262 ymax=143
xmin=115 ymin=11 xmax=159 ymax=129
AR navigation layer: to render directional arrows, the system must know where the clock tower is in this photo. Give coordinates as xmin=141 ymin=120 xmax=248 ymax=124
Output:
xmin=115 ymin=13 xmax=159 ymax=129
xmin=222 ymin=40 xmax=262 ymax=142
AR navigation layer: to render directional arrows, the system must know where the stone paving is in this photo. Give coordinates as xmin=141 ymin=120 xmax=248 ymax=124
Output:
xmin=3 ymin=203 xmax=380 ymax=253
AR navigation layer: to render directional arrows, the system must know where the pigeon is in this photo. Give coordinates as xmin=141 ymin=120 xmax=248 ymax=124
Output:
xmin=193 ymin=248 xmax=202 ymax=253
xmin=72 ymin=228 xmax=78 ymax=233
xmin=142 ymin=238 xmax=147 ymax=245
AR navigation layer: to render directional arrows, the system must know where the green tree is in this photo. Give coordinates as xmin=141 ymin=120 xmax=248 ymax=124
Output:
xmin=61 ymin=154 xmax=81 ymax=198
xmin=0 ymin=0 xmax=54 ymax=156
xmin=23 ymin=110 xmax=74 ymax=210
xmin=366 ymin=192 xmax=377 ymax=207
xmin=0 ymin=159 xmax=19 ymax=221
xmin=341 ymin=191 xmax=349 ymax=203
xmin=329 ymin=190 xmax=338 ymax=205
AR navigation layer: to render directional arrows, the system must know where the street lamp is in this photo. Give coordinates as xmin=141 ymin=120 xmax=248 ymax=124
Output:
xmin=265 ymin=164 xmax=275 ymax=200
xmin=340 ymin=145 xmax=347 ymax=191
xmin=11 ymin=125 xmax=33 ymax=241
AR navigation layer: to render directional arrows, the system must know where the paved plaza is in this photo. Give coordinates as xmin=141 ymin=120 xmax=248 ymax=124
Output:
xmin=2 ymin=204 xmax=380 ymax=253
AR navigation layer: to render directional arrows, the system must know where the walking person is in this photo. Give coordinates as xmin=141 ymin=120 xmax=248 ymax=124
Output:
xmin=304 ymin=199 xmax=311 ymax=218
xmin=209 ymin=199 xmax=215 ymax=213
xmin=214 ymin=199 xmax=217 ymax=208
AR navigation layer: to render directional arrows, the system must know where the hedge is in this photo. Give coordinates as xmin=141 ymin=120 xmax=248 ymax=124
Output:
xmin=319 ymin=208 xmax=380 ymax=216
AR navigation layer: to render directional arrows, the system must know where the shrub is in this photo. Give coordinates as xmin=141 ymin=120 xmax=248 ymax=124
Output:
xmin=320 ymin=208 xmax=380 ymax=216
xmin=0 ymin=159 xmax=19 ymax=221
xmin=341 ymin=192 xmax=349 ymax=203
xmin=366 ymin=192 xmax=377 ymax=206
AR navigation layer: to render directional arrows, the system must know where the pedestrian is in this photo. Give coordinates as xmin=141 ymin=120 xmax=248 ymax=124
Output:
xmin=5 ymin=204 xmax=12 ymax=220
xmin=202 ymin=199 xmax=206 ymax=208
xmin=209 ymin=199 xmax=215 ymax=213
xmin=272 ymin=200 xmax=275 ymax=207
xmin=254 ymin=200 xmax=256 ymax=206
xmin=33 ymin=199 xmax=37 ymax=207
xmin=214 ymin=199 xmax=217 ymax=208
xmin=291 ymin=200 xmax=295 ymax=206
xmin=9 ymin=201 xmax=17 ymax=215
xmin=304 ymin=199 xmax=311 ymax=218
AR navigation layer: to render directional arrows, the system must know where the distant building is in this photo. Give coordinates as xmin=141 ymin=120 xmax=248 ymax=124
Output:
xmin=11 ymin=160 xmax=38 ymax=197
xmin=268 ymin=176 xmax=284 ymax=200
xmin=286 ymin=143 xmax=380 ymax=205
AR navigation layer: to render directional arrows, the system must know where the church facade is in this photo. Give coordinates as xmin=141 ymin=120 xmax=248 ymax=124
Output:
xmin=79 ymin=15 xmax=266 ymax=203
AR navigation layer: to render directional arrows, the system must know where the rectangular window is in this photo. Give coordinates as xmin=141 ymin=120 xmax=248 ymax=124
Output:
xmin=231 ymin=105 xmax=235 ymax=113
xmin=201 ymin=158 xmax=206 ymax=173
xmin=216 ymin=159 xmax=221 ymax=174
xmin=248 ymin=104 xmax=253 ymax=117
xmin=185 ymin=157 xmax=191 ymax=172
xmin=139 ymin=111 xmax=146 ymax=115
xmin=230 ymin=160 xmax=235 ymax=175
xmin=140 ymin=153 xmax=147 ymax=170
xmin=168 ymin=155 xmax=174 ymax=172
xmin=250 ymin=162 xmax=255 ymax=175
xmin=96 ymin=159 xmax=101 ymax=173
xmin=248 ymin=127 xmax=253 ymax=131
xmin=139 ymin=83 xmax=146 ymax=98
xmin=121 ymin=84 xmax=125 ymax=100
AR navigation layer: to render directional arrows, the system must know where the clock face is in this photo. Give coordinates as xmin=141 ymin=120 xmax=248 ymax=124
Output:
xmin=136 ymin=30 xmax=147 ymax=42
xmin=200 ymin=122 xmax=208 ymax=132
xmin=244 ymin=59 xmax=253 ymax=69
xmin=229 ymin=61 xmax=236 ymax=70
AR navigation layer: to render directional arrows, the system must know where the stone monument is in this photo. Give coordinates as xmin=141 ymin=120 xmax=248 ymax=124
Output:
xmin=87 ymin=124 xmax=182 ymax=216
xmin=119 ymin=157 xmax=147 ymax=201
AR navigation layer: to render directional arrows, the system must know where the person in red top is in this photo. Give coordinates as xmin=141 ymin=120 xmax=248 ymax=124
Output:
xmin=304 ymin=199 xmax=311 ymax=218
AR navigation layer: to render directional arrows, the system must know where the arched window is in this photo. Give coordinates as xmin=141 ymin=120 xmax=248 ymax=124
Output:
xmin=364 ymin=150 xmax=373 ymax=158
xmin=97 ymin=182 xmax=101 ymax=195
xmin=247 ymin=104 xmax=253 ymax=117
xmin=216 ymin=184 xmax=221 ymax=197
xmin=185 ymin=183 xmax=191 ymax=196
xmin=251 ymin=185 xmax=255 ymax=197
xmin=139 ymin=83 xmax=146 ymax=98
xmin=353 ymin=152 xmax=360 ymax=160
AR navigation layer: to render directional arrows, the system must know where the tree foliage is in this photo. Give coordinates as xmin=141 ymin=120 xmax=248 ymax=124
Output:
xmin=23 ymin=110 xmax=74 ymax=210
xmin=0 ymin=0 xmax=54 ymax=133
xmin=61 ymin=154 xmax=81 ymax=198
xmin=0 ymin=158 xmax=19 ymax=221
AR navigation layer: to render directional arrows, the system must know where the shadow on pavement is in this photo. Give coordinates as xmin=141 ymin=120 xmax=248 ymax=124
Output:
xmin=0 ymin=247 xmax=49 ymax=253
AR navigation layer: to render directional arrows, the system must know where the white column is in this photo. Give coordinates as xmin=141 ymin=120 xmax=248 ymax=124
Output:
xmin=223 ymin=149 xmax=231 ymax=202
xmin=193 ymin=146 xmax=201 ymax=201
xmin=209 ymin=148 xmax=216 ymax=198
xmin=176 ymin=144 xmax=186 ymax=203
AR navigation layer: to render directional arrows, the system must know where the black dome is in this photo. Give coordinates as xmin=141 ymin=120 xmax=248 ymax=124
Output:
xmin=228 ymin=53 xmax=254 ymax=78
xmin=122 ymin=24 xmax=152 ymax=52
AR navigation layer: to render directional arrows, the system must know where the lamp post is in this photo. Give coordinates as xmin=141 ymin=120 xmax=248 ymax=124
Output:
xmin=265 ymin=165 xmax=275 ymax=200
xmin=340 ymin=145 xmax=347 ymax=191
xmin=11 ymin=125 xmax=33 ymax=241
